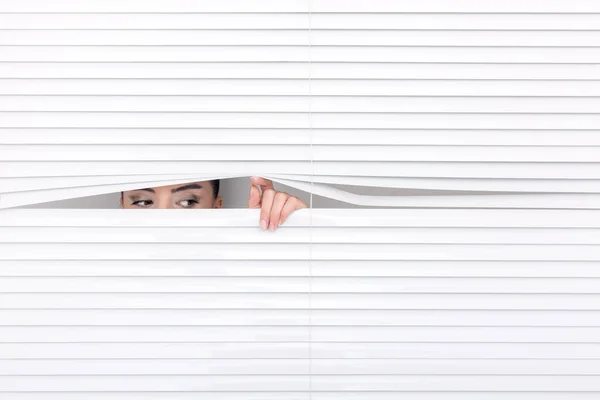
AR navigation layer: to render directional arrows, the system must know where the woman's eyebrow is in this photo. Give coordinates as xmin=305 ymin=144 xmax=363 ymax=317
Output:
xmin=171 ymin=184 xmax=204 ymax=193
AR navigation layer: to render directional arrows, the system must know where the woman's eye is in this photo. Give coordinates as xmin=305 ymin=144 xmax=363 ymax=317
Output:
xmin=179 ymin=199 xmax=199 ymax=208
xmin=132 ymin=200 xmax=152 ymax=207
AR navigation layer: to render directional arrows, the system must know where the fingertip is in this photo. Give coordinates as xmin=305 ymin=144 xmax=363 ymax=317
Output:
xmin=251 ymin=176 xmax=274 ymax=188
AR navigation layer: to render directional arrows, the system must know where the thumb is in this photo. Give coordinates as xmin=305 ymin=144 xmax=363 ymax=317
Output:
xmin=248 ymin=184 xmax=261 ymax=208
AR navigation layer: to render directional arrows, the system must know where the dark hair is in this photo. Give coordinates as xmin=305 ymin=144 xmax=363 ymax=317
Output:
xmin=209 ymin=179 xmax=220 ymax=198
xmin=120 ymin=179 xmax=220 ymax=199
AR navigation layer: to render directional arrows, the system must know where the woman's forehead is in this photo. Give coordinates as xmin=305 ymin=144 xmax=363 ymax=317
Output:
xmin=125 ymin=181 xmax=208 ymax=194
xmin=159 ymin=182 xmax=207 ymax=191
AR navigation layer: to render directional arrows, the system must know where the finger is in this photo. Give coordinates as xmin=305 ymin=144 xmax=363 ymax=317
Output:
xmin=259 ymin=188 xmax=276 ymax=230
xmin=279 ymin=197 xmax=297 ymax=226
xmin=248 ymin=184 xmax=261 ymax=209
xmin=250 ymin=176 xmax=275 ymax=192
xmin=279 ymin=196 xmax=308 ymax=226
xmin=269 ymin=192 xmax=289 ymax=231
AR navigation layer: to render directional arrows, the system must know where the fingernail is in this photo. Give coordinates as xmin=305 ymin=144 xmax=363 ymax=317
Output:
xmin=260 ymin=220 xmax=267 ymax=230
xmin=269 ymin=222 xmax=276 ymax=232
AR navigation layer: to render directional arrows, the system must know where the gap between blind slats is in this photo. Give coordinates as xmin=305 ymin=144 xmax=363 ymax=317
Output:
xmin=3 ymin=188 xmax=599 ymax=210
xmin=11 ymin=173 xmax=600 ymax=194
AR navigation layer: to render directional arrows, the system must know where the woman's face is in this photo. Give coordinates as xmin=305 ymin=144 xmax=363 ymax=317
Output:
xmin=120 ymin=181 xmax=222 ymax=209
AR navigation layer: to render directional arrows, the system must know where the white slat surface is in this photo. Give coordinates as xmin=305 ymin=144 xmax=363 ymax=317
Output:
xmin=1 ymin=2 xmax=599 ymax=209
xmin=1 ymin=0 xmax=599 ymax=398
xmin=1 ymin=208 xmax=600 ymax=397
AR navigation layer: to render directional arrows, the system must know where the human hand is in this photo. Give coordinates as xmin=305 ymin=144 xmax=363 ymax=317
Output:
xmin=248 ymin=177 xmax=308 ymax=231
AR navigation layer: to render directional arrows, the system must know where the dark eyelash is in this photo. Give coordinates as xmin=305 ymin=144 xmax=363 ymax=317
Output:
xmin=132 ymin=200 xmax=152 ymax=206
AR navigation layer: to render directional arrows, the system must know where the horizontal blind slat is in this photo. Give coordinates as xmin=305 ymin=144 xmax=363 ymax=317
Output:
xmin=4 ymin=209 xmax=600 ymax=227
xmin=2 ymin=342 xmax=599 ymax=360
xmin=5 ymin=30 xmax=600 ymax=47
xmin=3 ymin=46 xmax=600 ymax=63
xmin=2 ymin=326 xmax=600 ymax=343
xmin=1 ymin=0 xmax=599 ymax=13
xmin=2 ymin=63 xmax=600 ymax=80
xmin=3 ymin=226 xmax=599 ymax=244
xmin=2 ymin=309 xmax=598 ymax=327
xmin=0 ymin=0 xmax=310 ymax=13
xmin=3 ymin=393 xmax=599 ymax=400
xmin=4 ymin=293 xmax=599 ymax=310
xmin=2 ymin=13 xmax=600 ymax=30
xmin=2 ymin=144 xmax=598 ymax=162
xmin=2 ymin=260 xmax=600 ymax=278
xmin=3 ymin=79 xmax=599 ymax=96
xmin=3 ymin=161 xmax=599 ymax=178
xmin=2 ymin=276 xmax=599 ymax=294
xmin=4 ymin=243 xmax=600 ymax=261
xmin=4 ymin=129 xmax=600 ymax=146
xmin=4 ymin=359 xmax=600 ymax=375
xmin=4 ymin=96 xmax=600 ymax=113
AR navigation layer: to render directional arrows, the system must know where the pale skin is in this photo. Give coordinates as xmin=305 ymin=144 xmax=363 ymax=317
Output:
xmin=120 ymin=177 xmax=308 ymax=231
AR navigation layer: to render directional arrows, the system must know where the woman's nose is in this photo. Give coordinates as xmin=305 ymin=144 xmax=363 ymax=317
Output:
xmin=155 ymin=199 xmax=174 ymax=209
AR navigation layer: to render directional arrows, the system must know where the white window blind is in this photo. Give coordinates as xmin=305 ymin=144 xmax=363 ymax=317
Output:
xmin=2 ymin=208 xmax=600 ymax=398
xmin=1 ymin=0 xmax=600 ymax=398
